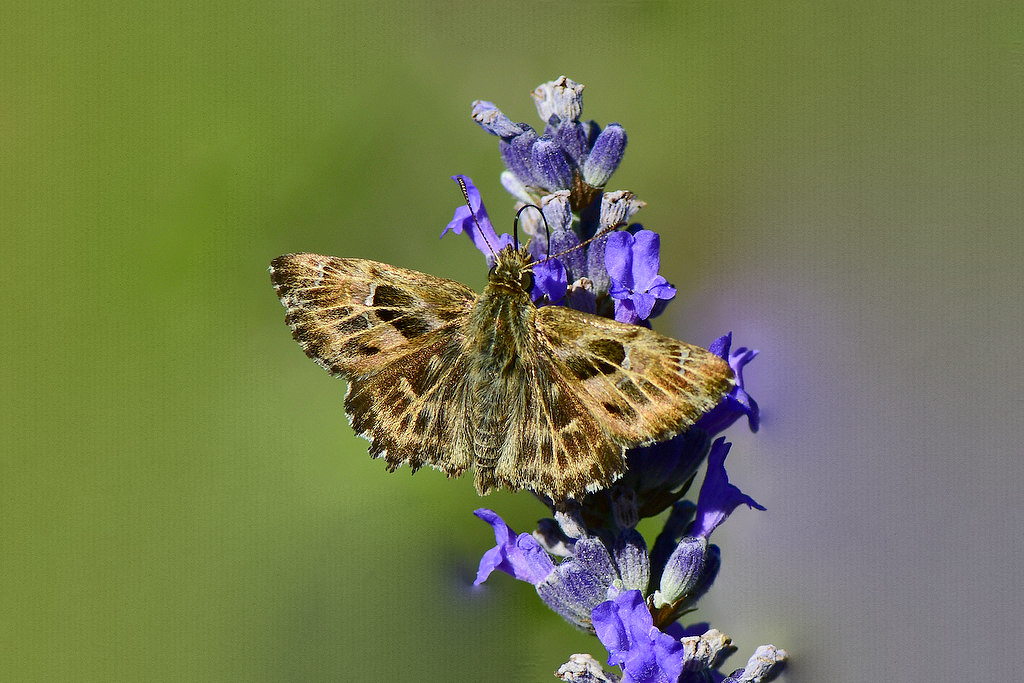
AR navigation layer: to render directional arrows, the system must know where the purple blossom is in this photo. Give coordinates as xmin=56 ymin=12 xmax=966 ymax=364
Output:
xmin=537 ymin=536 xmax=620 ymax=631
xmin=470 ymin=77 xmax=628 ymax=211
xmin=697 ymin=333 xmax=760 ymax=435
xmin=458 ymin=78 xmax=784 ymax=681
xmin=592 ymin=589 xmax=684 ymax=683
xmin=441 ymin=175 xmax=512 ymax=264
xmin=690 ymin=439 xmax=765 ymax=540
xmin=533 ymin=258 xmax=568 ymax=303
xmin=605 ymin=230 xmax=677 ymax=324
xmin=474 ymin=509 xmax=555 ymax=586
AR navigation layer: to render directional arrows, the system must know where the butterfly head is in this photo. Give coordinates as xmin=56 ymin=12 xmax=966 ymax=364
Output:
xmin=487 ymin=245 xmax=535 ymax=296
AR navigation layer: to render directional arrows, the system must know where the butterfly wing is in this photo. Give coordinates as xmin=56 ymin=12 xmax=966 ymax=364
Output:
xmin=475 ymin=307 xmax=733 ymax=499
xmin=270 ymin=253 xmax=477 ymax=475
xmin=479 ymin=306 xmax=734 ymax=500
xmin=270 ymin=253 xmax=476 ymax=377
xmin=535 ymin=305 xmax=735 ymax=447
xmin=475 ymin=351 xmax=627 ymax=501
xmin=343 ymin=332 xmax=475 ymax=477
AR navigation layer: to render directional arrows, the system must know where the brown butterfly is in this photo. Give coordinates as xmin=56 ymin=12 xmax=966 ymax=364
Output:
xmin=269 ymin=245 xmax=734 ymax=501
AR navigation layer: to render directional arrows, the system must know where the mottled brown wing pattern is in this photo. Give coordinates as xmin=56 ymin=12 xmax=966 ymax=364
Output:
xmin=270 ymin=253 xmax=478 ymax=476
xmin=477 ymin=357 xmax=626 ymax=501
xmin=269 ymin=254 xmax=475 ymax=378
xmin=535 ymin=305 xmax=735 ymax=449
xmin=343 ymin=330 xmax=475 ymax=477
xmin=271 ymin=250 xmax=734 ymax=502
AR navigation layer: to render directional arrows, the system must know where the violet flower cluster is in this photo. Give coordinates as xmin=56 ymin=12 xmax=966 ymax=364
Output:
xmin=445 ymin=77 xmax=786 ymax=683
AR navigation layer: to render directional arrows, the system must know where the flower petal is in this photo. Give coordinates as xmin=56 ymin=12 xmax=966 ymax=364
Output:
xmin=474 ymin=509 xmax=555 ymax=586
xmin=613 ymin=297 xmax=641 ymax=325
xmin=628 ymin=230 xmax=662 ymax=289
xmin=698 ymin=333 xmax=760 ymax=434
xmin=533 ymin=258 xmax=568 ymax=303
xmin=593 ymin=590 xmax=684 ymax=683
xmin=443 ymin=176 xmax=512 ymax=263
xmin=631 ymin=292 xmax=657 ymax=321
xmin=604 ymin=231 xmax=634 ymax=289
xmin=690 ymin=439 xmax=765 ymax=540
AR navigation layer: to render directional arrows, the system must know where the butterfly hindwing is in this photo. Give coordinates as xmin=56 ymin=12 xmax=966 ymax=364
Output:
xmin=479 ymin=357 xmax=626 ymax=500
xmin=344 ymin=330 xmax=474 ymax=477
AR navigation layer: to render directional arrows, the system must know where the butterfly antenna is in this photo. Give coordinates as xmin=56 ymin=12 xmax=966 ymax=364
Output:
xmin=513 ymin=204 xmax=548 ymax=254
xmin=456 ymin=177 xmax=497 ymax=258
xmin=537 ymin=222 xmax=624 ymax=265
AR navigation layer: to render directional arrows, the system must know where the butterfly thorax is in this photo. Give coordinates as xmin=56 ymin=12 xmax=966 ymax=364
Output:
xmin=464 ymin=246 xmax=538 ymax=464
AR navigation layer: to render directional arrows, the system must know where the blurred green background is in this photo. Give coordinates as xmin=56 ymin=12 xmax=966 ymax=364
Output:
xmin=4 ymin=2 xmax=1022 ymax=681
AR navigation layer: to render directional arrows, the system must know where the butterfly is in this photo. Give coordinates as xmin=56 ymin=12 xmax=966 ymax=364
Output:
xmin=269 ymin=245 xmax=734 ymax=502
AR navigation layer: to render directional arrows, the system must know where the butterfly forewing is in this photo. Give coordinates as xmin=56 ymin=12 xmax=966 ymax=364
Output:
xmin=535 ymin=306 xmax=735 ymax=447
xmin=269 ymin=254 xmax=475 ymax=377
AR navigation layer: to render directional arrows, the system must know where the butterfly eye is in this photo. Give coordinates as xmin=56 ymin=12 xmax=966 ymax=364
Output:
xmin=520 ymin=270 xmax=534 ymax=293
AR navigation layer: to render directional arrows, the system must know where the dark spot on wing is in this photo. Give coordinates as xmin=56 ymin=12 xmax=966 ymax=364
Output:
xmin=602 ymin=401 xmax=637 ymax=420
xmin=550 ymin=404 xmax=572 ymax=429
xmin=373 ymin=284 xmax=415 ymax=309
xmin=390 ymin=314 xmax=434 ymax=339
xmin=586 ymin=339 xmax=626 ymax=366
xmin=358 ymin=343 xmax=381 ymax=356
xmin=337 ymin=314 xmax=371 ymax=335
xmin=616 ymin=378 xmax=649 ymax=405
xmin=565 ymin=355 xmax=599 ymax=380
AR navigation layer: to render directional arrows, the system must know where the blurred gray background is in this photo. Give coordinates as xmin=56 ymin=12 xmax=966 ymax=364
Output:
xmin=3 ymin=1 xmax=1022 ymax=681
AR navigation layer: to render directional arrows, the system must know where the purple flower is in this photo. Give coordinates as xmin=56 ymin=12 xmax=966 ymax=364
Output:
xmin=697 ymin=333 xmax=760 ymax=434
xmin=537 ymin=536 xmax=619 ymax=631
xmin=690 ymin=439 xmax=765 ymax=540
xmin=474 ymin=509 xmax=555 ymax=586
xmin=592 ymin=589 xmax=684 ymax=683
xmin=471 ymin=77 xmax=629 ymax=210
xmin=533 ymin=258 xmax=568 ymax=303
xmin=441 ymin=175 xmax=512 ymax=264
xmin=605 ymin=230 xmax=677 ymax=324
